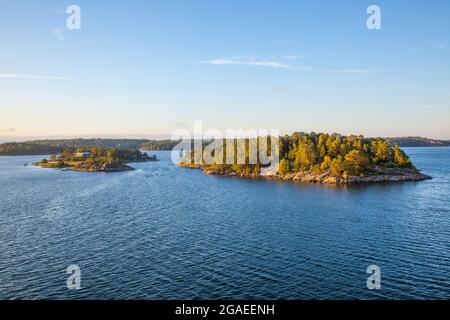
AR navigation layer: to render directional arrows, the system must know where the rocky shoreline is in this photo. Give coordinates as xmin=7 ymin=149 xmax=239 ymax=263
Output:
xmin=71 ymin=162 xmax=135 ymax=172
xmin=183 ymin=165 xmax=432 ymax=185
xmin=34 ymin=157 xmax=158 ymax=173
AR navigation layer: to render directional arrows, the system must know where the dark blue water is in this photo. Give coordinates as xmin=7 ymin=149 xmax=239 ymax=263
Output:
xmin=0 ymin=148 xmax=449 ymax=300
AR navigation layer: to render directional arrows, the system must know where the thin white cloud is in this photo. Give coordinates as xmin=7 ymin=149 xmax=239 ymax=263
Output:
xmin=51 ymin=28 xmax=65 ymax=41
xmin=410 ymin=47 xmax=422 ymax=54
xmin=323 ymin=68 xmax=383 ymax=74
xmin=205 ymin=58 xmax=291 ymax=69
xmin=434 ymin=42 xmax=447 ymax=49
xmin=299 ymin=65 xmax=315 ymax=71
xmin=0 ymin=74 xmax=73 ymax=80
xmin=284 ymin=54 xmax=303 ymax=60
xmin=299 ymin=65 xmax=383 ymax=74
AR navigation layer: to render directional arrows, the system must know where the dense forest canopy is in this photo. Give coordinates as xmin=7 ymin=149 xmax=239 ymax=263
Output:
xmin=277 ymin=133 xmax=413 ymax=177
xmin=180 ymin=132 xmax=415 ymax=178
xmin=35 ymin=146 xmax=156 ymax=170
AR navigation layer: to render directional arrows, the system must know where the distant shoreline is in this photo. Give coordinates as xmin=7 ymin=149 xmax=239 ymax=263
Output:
xmin=32 ymin=147 xmax=158 ymax=173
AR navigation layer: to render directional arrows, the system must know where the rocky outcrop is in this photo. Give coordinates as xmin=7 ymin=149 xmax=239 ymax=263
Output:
xmin=72 ymin=162 xmax=134 ymax=172
xmin=275 ymin=168 xmax=432 ymax=184
xmin=182 ymin=165 xmax=432 ymax=185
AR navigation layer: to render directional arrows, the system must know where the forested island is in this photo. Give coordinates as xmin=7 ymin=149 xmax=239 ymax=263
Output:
xmin=386 ymin=137 xmax=450 ymax=147
xmin=179 ymin=133 xmax=432 ymax=184
xmin=33 ymin=147 xmax=158 ymax=172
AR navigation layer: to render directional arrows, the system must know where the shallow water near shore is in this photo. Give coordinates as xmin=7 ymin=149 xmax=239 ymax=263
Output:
xmin=0 ymin=148 xmax=449 ymax=299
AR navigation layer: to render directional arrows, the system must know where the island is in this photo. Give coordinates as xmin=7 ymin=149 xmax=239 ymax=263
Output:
xmin=385 ymin=137 xmax=450 ymax=147
xmin=179 ymin=132 xmax=432 ymax=184
xmin=33 ymin=147 xmax=158 ymax=172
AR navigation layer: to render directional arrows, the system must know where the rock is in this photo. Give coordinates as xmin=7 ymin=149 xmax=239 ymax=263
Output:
xmin=179 ymin=164 xmax=432 ymax=185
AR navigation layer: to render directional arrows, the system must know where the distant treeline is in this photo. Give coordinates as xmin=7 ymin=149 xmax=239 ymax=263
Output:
xmin=139 ymin=140 xmax=181 ymax=151
xmin=0 ymin=139 xmax=148 ymax=155
xmin=386 ymin=137 xmax=450 ymax=147
xmin=0 ymin=136 xmax=449 ymax=156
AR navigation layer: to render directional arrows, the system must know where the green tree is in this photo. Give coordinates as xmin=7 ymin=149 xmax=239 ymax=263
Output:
xmin=344 ymin=150 xmax=369 ymax=175
xmin=393 ymin=145 xmax=412 ymax=168
xmin=278 ymin=159 xmax=290 ymax=175
xmin=371 ymin=139 xmax=392 ymax=163
xmin=329 ymin=156 xmax=345 ymax=177
xmin=294 ymin=141 xmax=318 ymax=171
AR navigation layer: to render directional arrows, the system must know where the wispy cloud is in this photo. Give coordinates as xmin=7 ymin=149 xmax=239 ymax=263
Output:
xmin=51 ymin=28 xmax=65 ymax=41
xmin=204 ymin=56 xmax=381 ymax=73
xmin=410 ymin=47 xmax=422 ymax=54
xmin=323 ymin=68 xmax=383 ymax=74
xmin=434 ymin=42 xmax=447 ymax=49
xmin=283 ymin=54 xmax=303 ymax=60
xmin=204 ymin=58 xmax=291 ymax=69
xmin=0 ymin=74 xmax=73 ymax=80
xmin=299 ymin=65 xmax=384 ymax=74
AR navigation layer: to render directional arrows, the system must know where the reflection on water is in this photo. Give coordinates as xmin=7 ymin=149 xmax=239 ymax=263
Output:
xmin=0 ymin=148 xmax=449 ymax=299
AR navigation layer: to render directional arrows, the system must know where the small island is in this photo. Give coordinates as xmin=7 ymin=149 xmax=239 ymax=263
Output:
xmin=179 ymin=132 xmax=432 ymax=184
xmin=34 ymin=147 xmax=158 ymax=172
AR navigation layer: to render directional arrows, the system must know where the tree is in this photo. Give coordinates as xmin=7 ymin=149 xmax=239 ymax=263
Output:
xmin=330 ymin=156 xmax=345 ymax=177
xmin=344 ymin=150 xmax=369 ymax=175
xmin=320 ymin=155 xmax=333 ymax=172
xmin=371 ymin=139 xmax=392 ymax=163
xmin=278 ymin=159 xmax=290 ymax=175
xmin=294 ymin=140 xmax=318 ymax=171
xmin=56 ymin=160 xmax=65 ymax=168
xmin=327 ymin=139 xmax=341 ymax=158
xmin=393 ymin=145 xmax=412 ymax=168
xmin=106 ymin=149 xmax=119 ymax=163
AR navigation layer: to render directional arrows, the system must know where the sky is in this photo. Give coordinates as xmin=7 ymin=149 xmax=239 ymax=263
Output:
xmin=0 ymin=0 xmax=449 ymax=141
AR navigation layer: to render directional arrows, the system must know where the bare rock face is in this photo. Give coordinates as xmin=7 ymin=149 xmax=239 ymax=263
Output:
xmin=102 ymin=163 xmax=134 ymax=172
xmin=73 ymin=161 xmax=134 ymax=172
xmin=181 ymin=163 xmax=432 ymax=185
xmin=278 ymin=168 xmax=432 ymax=185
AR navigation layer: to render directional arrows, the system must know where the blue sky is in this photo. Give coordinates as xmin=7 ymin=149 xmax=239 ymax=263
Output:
xmin=0 ymin=0 xmax=449 ymax=140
